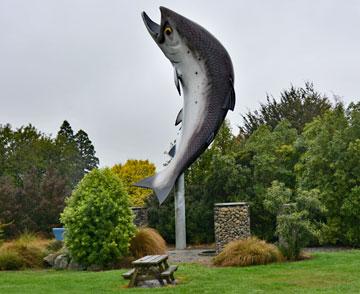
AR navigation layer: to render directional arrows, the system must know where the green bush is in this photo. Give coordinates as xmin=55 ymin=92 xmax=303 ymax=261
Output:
xmin=0 ymin=250 xmax=24 ymax=270
xmin=264 ymin=181 xmax=325 ymax=260
xmin=61 ymin=168 xmax=136 ymax=268
xmin=213 ymin=237 xmax=283 ymax=267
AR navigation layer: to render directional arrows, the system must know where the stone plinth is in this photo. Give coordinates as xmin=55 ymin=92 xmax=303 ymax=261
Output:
xmin=131 ymin=207 xmax=148 ymax=227
xmin=214 ymin=202 xmax=250 ymax=253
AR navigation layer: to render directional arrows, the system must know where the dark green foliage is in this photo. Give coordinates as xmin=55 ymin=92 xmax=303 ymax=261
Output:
xmin=238 ymin=121 xmax=300 ymax=240
xmin=0 ymin=121 xmax=98 ymax=237
xmin=240 ymin=82 xmax=331 ymax=136
xmin=61 ymin=168 xmax=136 ymax=267
xmin=264 ymin=181 xmax=325 ymax=259
xmin=296 ymin=103 xmax=360 ymax=246
xmin=75 ymin=130 xmax=99 ymax=173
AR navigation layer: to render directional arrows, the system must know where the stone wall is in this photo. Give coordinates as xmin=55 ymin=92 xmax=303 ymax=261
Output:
xmin=131 ymin=207 xmax=148 ymax=227
xmin=214 ymin=202 xmax=250 ymax=253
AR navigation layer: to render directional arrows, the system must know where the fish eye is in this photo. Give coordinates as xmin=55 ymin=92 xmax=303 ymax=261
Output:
xmin=164 ymin=26 xmax=173 ymax=36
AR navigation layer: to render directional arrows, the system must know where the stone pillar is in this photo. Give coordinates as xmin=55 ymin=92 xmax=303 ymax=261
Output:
xmin=131 ymin=207 xmax=148 ymax=227
xmin=214 ymin=202 xmax=250 ymax=253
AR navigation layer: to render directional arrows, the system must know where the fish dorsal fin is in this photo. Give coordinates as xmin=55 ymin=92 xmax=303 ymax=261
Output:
xmin=174 ymin=68 xmax=181 ymax=96
xmin=175 ymin=108 xmax=183 ymax=126
xmin=222 ymin=78 xmax=236 ymax=111
xmin=168 ymin=144 xmax=176 ymax=157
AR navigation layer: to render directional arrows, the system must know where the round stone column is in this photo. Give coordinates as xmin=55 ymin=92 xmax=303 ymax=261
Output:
xmin=214 ymin=202 xmax=250 ymax=253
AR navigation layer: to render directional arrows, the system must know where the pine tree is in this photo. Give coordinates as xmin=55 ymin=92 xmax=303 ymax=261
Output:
xmin=75 ymin=129 xmax=99 ymax=173
xmin=56 ymin=120 xmax=74 ymax=143
xmin=55 ymin=120 xmax=81 ymax=187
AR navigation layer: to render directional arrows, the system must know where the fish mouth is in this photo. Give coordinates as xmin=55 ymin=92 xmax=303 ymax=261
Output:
xmin=142 ymin=7 xmax=171 ymax=44
xmin=141 ymin=11 xmax=160 ymax=39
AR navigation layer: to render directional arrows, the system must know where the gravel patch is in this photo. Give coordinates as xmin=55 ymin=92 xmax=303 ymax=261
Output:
xmin=168 ymin=248 xmax=214 ymax=265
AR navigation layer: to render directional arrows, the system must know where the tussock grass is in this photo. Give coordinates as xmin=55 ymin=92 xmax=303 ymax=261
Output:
xmin=0 ymin=250 xmax=24 ymax=270
xmin=213 ymin=237 xmax=284 ymax=267
xmin=0 ymin=232 xmax=51 ymax=270
xmin=129 ymin=228 xmax=167 ymax=259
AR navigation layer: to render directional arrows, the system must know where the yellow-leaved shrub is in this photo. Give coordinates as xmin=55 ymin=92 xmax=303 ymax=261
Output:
xmin=111 ymin=160 xmax=156 ymax=207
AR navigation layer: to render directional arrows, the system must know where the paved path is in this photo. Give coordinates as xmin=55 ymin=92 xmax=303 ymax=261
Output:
xmin=168 ymin=248 xmax=214 ymax=265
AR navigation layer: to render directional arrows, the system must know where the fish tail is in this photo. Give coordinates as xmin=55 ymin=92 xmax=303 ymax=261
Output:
xmin=133 ymin=172 xmax=175 ymax=205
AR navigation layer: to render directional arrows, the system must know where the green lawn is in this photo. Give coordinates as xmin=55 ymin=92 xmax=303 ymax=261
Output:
xmin=0 ymin=250 xmax=359 ymax=294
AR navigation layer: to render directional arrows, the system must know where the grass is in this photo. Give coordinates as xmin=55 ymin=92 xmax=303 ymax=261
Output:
xmin=0 ymin=233 xmax=50 ymax=270
xmin=0 ymin=250 xmax=359 ymax=293
xmin=130 ymin=228 xmax=167 ymax=259
xmin=213 ymin=237 xmax=284 ymax=266
xmin=0 ymin=232 xmax=51 ymax=269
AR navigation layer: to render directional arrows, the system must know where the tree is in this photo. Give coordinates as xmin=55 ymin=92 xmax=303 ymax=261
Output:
xmin=296 ymin=103 xmax=360 ymax=246
xmin=240 ymin=82 xmax=332 ymax=136
xmin=238 ymin=120 xmax=300 ymax=240
xmin=111 ymin=160 xmax=156 ymax=207
xmin=61 ymin=168 xmax=135 ymax=267
xmin=55 ymin=120 xmax=82 ymax=187
xmin=0 ymin=122 xmax=98 ymax=237
xmin=75 ymin=129 xmax=99 ymax=173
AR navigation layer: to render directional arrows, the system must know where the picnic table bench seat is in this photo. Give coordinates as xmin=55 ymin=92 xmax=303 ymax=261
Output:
xmin=122 ymin=268 xmax=135 ymax=279
xmin=160 ymin=265 xmax=178 ymax=281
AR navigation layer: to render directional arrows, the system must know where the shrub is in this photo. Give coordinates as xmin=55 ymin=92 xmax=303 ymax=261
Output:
xmin=6 ymin=233 xmax=49 ymax=268
xmin=0 ymin=232 xmax=50 ymax=269
xmin=111 ymin=160 xmax=156 ymax=207
xmin=264 ymin=181 xmax=325 ymax=260
xmin=213 ymin=237 xmax=283 ymax=267
xmin=130 ymin=228 xmax=167 ymax=259
xmin=46 ymin=240 xmax=64 ymax=253
xmin=61 ymin=168 xmax=136 ymax=268
xmin=0 ymin=250 xmax=24 ymax=270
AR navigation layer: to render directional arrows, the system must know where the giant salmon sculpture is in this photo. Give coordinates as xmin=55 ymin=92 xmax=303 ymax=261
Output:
xmin=135 ymin=7 xmax=235 ymax=204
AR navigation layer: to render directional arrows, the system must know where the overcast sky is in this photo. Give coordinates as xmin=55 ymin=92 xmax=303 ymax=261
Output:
xmin=1 ymin=0 xmax=359 ymax=168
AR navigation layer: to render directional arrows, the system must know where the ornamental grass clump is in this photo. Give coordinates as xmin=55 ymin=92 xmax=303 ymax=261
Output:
xmin=61 ymin=168 xmax=136 ymax=268
xmin=130 ymin=228 xmax=167 ymax=259
xmin=0 ymin=232 xmax=50 ymax=270
xmin=213 ymin=237 xmax=283 ymax=267
xmin=0 ymin=250 xmax=24 ymax=270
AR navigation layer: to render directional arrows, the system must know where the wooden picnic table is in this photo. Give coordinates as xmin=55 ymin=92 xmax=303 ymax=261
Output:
xmin=122 ymin=255 xmax=178 ymax=288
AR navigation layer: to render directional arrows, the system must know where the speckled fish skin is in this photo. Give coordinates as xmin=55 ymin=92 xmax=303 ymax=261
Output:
xmin=135 ymin=7 xmax=235 ymax=204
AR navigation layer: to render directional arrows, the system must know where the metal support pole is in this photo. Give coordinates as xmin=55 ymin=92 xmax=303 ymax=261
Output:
xmin=174 ymin=173 xmax=186 ymax=249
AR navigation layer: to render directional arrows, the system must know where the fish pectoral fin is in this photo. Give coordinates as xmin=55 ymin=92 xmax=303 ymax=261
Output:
xmin=222 ymin=79 xmax=236 ymax=111
xmin=174 ymin=68 xmax=181 ymax=96
xmin=206 ymin=132 xmax=215 ymax=145
xmin=175 ymin=108 xmax=183 ymax=126
xmin=168 ymin=144 xmax=176 ymax=157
